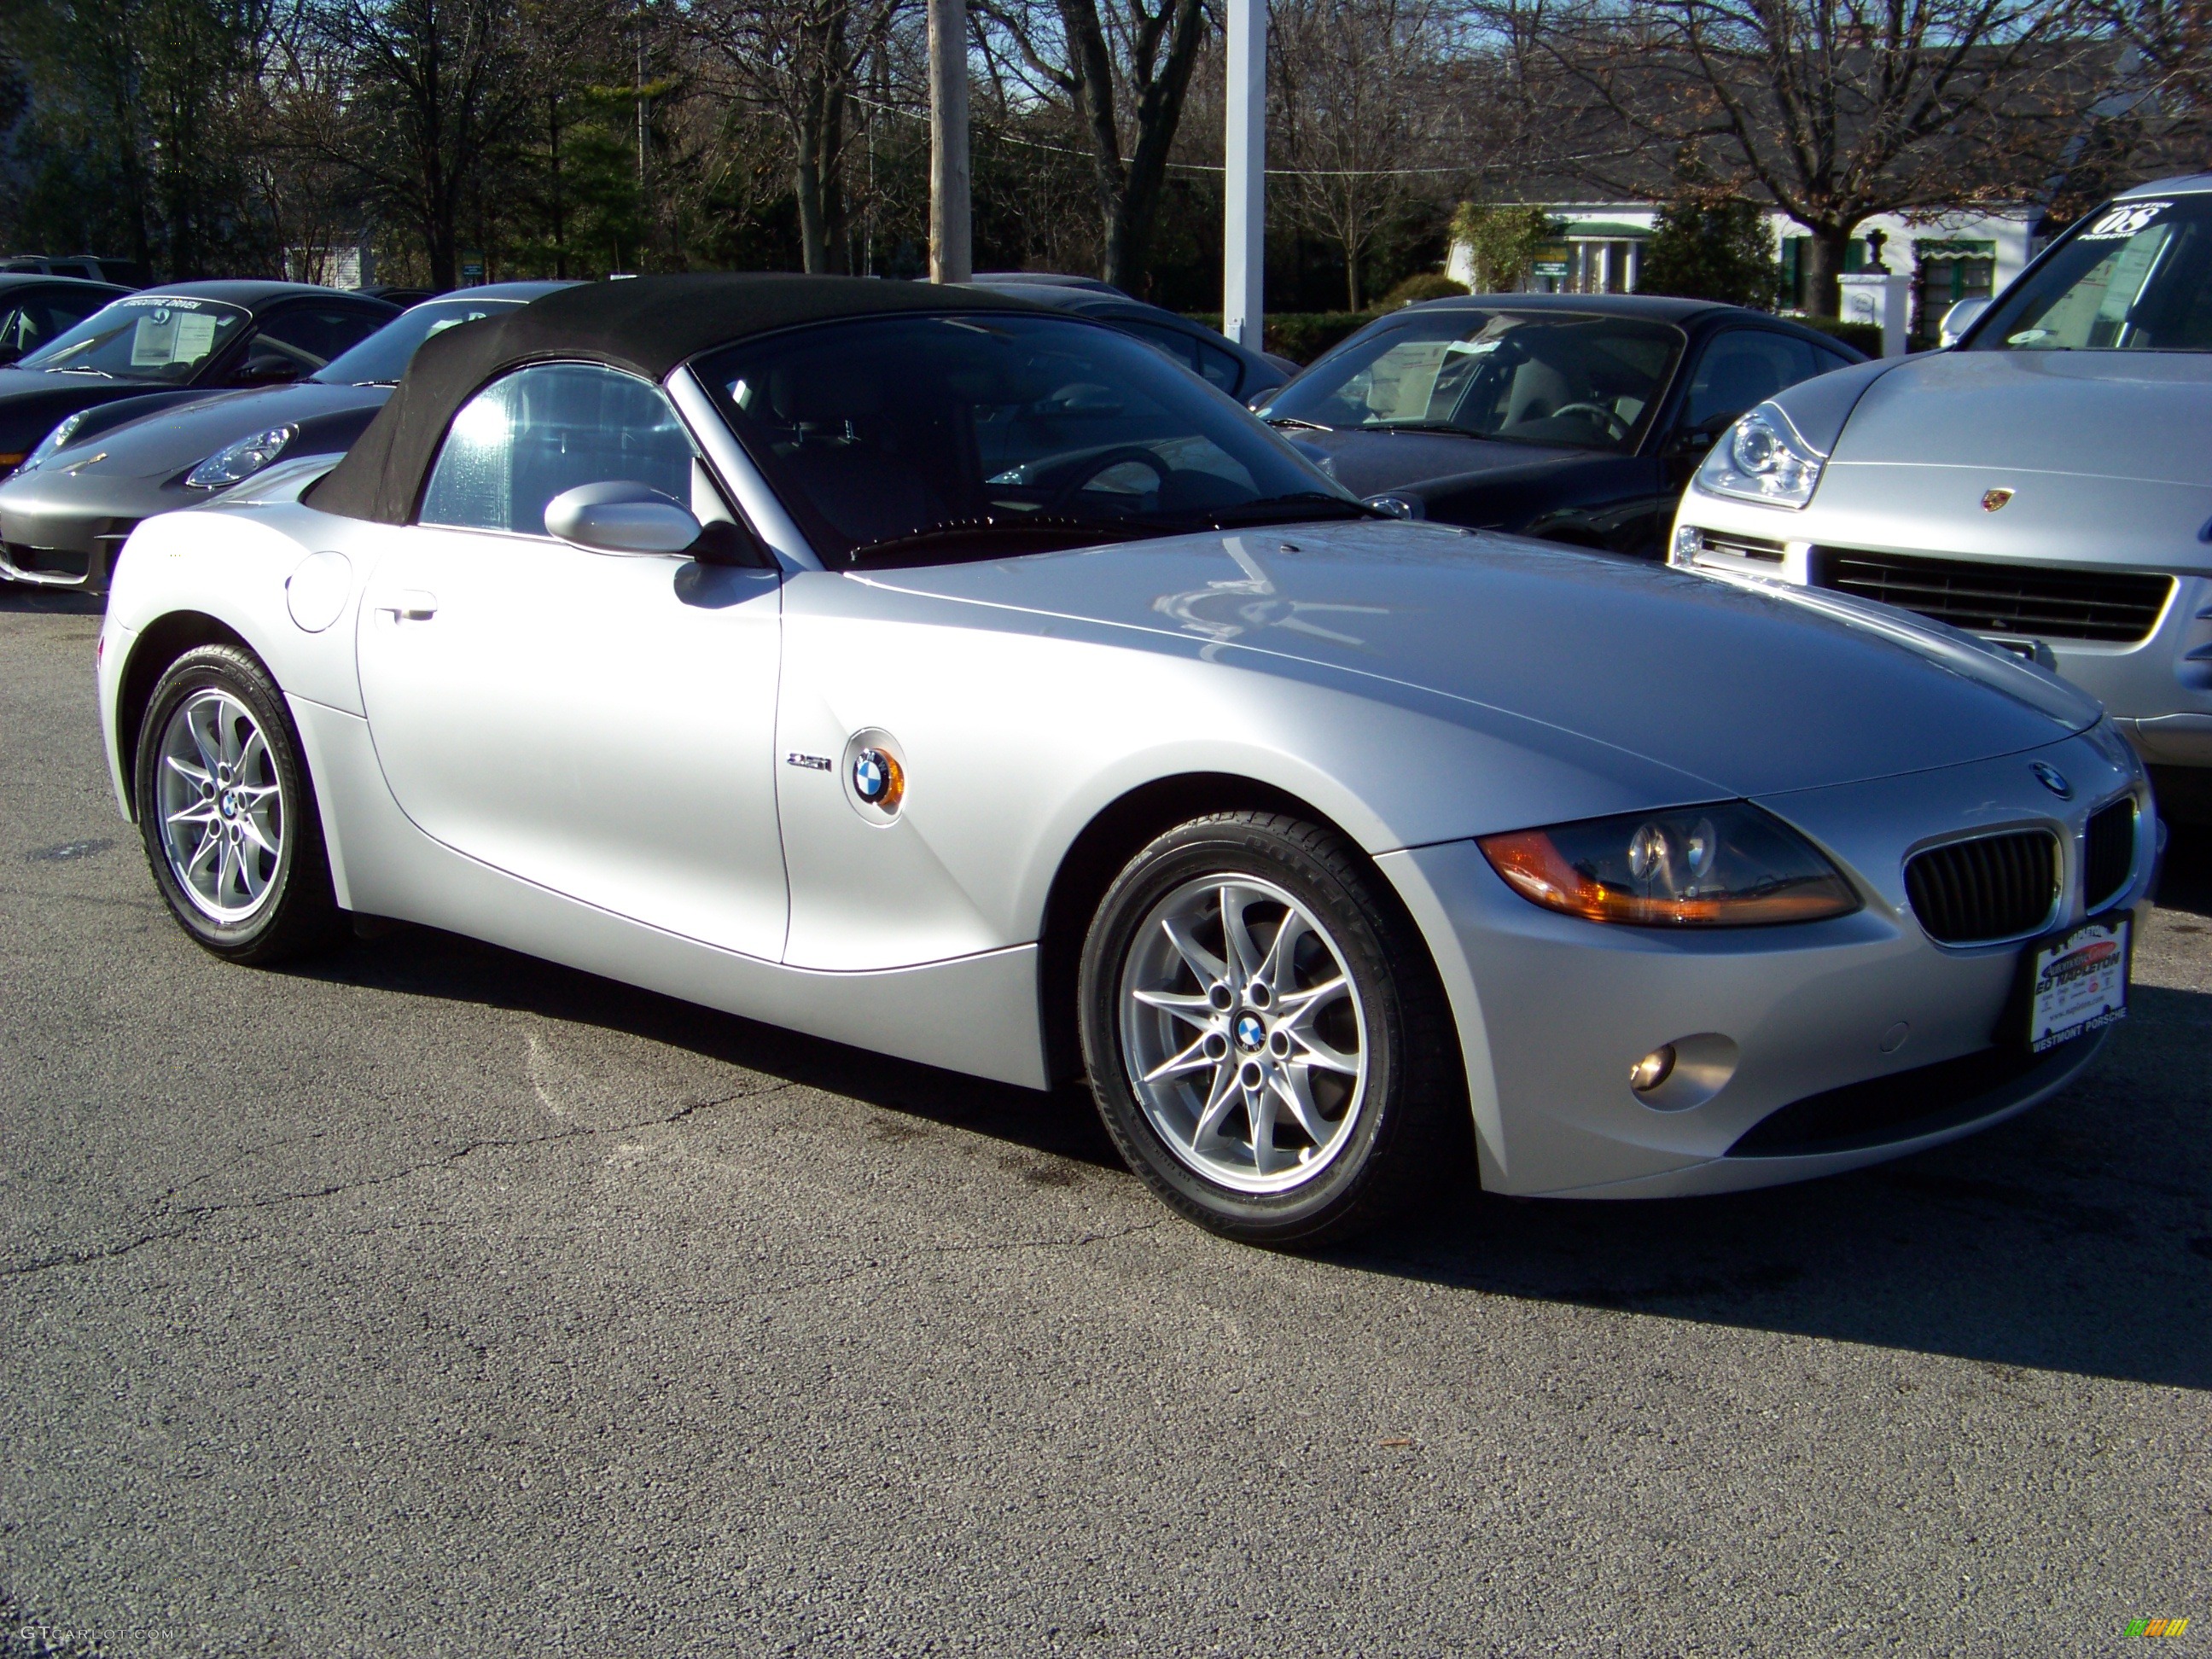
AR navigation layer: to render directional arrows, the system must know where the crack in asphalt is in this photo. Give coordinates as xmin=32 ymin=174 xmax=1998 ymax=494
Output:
xmin=0 ymin=1085 xmax=788 ymax=1282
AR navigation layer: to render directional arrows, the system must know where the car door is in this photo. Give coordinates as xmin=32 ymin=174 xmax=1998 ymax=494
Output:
xmin=354 ymin=360 xmax=788 ymax=960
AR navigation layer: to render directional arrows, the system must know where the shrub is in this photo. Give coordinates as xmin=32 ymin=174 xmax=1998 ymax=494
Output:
xmin=1639 ymin=197 xmax=1780 ymax=309
xmin=1379 ymin=271 xmax=1469 ymax=309
xmin=1790 ymin=315 xmax=1883 ymax=357
xmin=1448 ymin=203 xmax=1558 ymax=292
xmin=1185 ymin=311 xmax=1379 ymax=365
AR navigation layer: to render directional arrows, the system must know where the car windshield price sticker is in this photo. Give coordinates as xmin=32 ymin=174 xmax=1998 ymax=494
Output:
xmin=130 ymin=310 xmax=218 ymax=368
xmin=2027 ymin=917 xmax=2128 ymax=1051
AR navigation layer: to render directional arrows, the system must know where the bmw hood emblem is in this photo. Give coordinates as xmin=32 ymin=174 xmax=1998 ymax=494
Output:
xmin=2031 ymin=760 xmax=2072 ymax=799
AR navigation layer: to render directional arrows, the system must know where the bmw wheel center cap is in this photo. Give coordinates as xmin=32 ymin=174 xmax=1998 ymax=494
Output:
xmin=1235 ymin=1012 xmax=1266 ymax=1051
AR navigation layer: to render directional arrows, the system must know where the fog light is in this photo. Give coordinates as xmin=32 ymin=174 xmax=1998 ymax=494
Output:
xmin=1671 ymin=524 xmax=1703 ymax=566
xmin=1629 ymin=1045 xmax=1677 ymax=1093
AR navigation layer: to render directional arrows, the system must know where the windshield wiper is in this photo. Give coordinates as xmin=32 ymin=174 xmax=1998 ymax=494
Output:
xmin=842 ymin=515 xmax=1159 ymax=568
xmin=1265 ymin=415 xmax=1332 ymax=433
xmin=1173 ymin=492 xmax=1387 ymax=529
xmin=44 ymin=365 xmax=114 ymax=379
xmin=1368 ymin=419 xmax=1481 ymax=437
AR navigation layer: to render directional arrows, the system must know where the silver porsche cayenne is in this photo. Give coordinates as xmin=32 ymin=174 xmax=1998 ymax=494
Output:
xmin=97 ymin=276 xmax=2151 ymax=1246
xmin=1670 ymin=173 xmax=2212 ymax=815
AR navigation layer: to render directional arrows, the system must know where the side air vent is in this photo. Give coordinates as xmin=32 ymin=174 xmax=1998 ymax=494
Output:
xmin=2083 ymin=798 xmax=2139 ymax=913
xmin=1691 ymin=529 xmax=1785 ymax=565
xmin=1904 ymin=830 xmax=2059 ymax=945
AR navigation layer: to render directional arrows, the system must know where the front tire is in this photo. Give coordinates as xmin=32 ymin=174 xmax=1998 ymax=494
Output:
xmin=134 ymin=643 xmax=342 ymax=963
xmin=1078 ymin=812 xmax=1458 ymax=1247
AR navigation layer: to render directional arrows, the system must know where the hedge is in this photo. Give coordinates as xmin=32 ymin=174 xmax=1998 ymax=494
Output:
xmin=1790 ymin=315 xmax=1884 ymax=358
xmin=1185 ymin=311 xmax=1378 ymax=365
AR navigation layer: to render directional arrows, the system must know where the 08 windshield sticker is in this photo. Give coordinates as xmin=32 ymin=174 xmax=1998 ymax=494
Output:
xmin=2080 ymin=201 xmax=2171 ymax=241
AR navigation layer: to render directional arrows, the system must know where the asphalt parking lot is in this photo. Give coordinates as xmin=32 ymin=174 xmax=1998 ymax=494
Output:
xmin=2 ymin=589 xmax=2206 ymax=1658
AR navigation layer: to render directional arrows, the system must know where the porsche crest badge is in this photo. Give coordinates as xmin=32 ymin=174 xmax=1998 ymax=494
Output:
xmin=1982 ymin=487 xmax=2015 ymax=512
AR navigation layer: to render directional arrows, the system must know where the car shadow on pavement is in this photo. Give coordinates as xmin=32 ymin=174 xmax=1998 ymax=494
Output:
xmin=291 ymin=921 xmax=1127 ymax=1172
xmin=300 ymin=917 xmax=2211 ymax=1394
xmin=1338 ymin=979 xmax=2212 ymax=1393
xmin=2152 ymin=823 xmax=2212 ymax=917
xmin=0 ymin=587 xmax=102 ymax=616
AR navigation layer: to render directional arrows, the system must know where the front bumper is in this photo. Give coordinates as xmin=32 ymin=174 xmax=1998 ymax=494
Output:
xmin=1382 ymin=728 xmax=2151 ymax=1197
xmin=0 ymin=471 xmax=172 ymax=596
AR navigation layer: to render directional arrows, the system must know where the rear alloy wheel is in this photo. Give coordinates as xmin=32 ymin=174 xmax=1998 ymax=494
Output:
xmin=1079 ymin=812 xmax=1458 ymax=1246
xmin=136 ymin=644 xmax=341 ymax=963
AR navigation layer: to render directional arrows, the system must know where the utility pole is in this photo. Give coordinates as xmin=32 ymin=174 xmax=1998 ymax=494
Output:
xmin=928 ymin=0 xmax=972 ymax=283
xmin=1222 ymin=0 xmax=1265 ymax=351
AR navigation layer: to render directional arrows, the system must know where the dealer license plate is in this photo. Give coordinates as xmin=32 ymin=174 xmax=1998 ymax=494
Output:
xmin=2024 ymin=916 xmax=2130 ymax=1053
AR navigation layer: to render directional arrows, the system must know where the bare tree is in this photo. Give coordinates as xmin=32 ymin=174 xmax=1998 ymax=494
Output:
xmin=1272 ymin=0 xmax=1448 ymax=309
xmin=1515 ymin=0 xmax=2110 ymax=315
xmin=692 ymin=0 xmax=903 ymax=271
xmin=974 ymin=0 xmax=1208 ymax=291
xmin=291 ymin=0 xmax=536 ymax=288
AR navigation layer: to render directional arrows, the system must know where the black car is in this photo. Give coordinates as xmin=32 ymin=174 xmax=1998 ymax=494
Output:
xmin=0 ymin=254 xmax=146 ymax=287
xmin=967 ymin=273 xmax=1298 ymax=407
xmin=0 ymin=272 xmax=135 ymax=400
xmin=0 ymin=281 xmax=398 ymax=486
xmin=1257 ymin=294 xmax=1865 ymax=558
xmin=0 ymin=282 xmax=570 ymax=594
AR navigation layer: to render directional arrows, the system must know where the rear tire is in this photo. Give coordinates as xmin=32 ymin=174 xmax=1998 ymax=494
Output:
xmin=134 ymin=644 xmax=343 ymax=964
xmin=1077 ymin=811 xmax=1460 ymax=1247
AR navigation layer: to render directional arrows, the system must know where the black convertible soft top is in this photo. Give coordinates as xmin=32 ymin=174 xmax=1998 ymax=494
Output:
xmin=306 ymin=273 xmax=1042 ymax=525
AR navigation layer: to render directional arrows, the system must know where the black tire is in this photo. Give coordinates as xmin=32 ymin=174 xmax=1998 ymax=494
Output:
xmin=134 ymin=643 xmax=343 ymax=964
xmin=1077 ymin=811 xmax=1461 ymax=1248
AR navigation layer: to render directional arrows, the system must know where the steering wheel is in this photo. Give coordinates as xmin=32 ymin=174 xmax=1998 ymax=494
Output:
xmin=1045 ymin=445 xmax=1170 ymax=510
xmin=1550 ymin=402 xmax=1629 ymax=442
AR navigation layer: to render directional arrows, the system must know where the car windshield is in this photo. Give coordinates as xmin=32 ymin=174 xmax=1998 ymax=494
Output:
xmin=1260 ymin=310 xmax=1684 ymax=452
xmin=1971 ymin=194 xmax=2212 ymax=351
xmin=695 ymin=312 xmax=1357 ymax=568
xmin=15 ymin=294 xmax=250 ymax=383
xmin=314 ymin=296 xmax=522 ymax=386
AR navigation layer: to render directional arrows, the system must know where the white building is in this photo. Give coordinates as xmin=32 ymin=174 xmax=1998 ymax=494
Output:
xmin=1446 ymin=201 xmax=2040 ymax=346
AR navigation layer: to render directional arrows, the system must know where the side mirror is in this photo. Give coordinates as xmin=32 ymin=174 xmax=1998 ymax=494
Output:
xmin=1666 ymin=425 xmax=1720 ymax=462
xmin=1939 ymin=297 xmax=1992 ymax=347
xmin=545 ymin=481 xmax=703 ymax=555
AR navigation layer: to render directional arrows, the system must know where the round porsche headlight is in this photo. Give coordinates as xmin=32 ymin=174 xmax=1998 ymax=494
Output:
xmin=1695 ymin=402 xmax=1827 ymax=509
xmin=185 ymin=424 xmax=297 ymax=491
xmin=17 ymin=411 xmax=88 ymax=474
xmin=1478 ymin=802 xmax=1859 ymax=928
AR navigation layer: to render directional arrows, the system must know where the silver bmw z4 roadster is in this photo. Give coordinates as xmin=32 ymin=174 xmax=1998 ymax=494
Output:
xmin=96 ymin=276 xmax=2154 ymax=1245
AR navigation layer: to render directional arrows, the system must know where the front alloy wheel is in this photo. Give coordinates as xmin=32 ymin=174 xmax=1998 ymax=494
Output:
xmin=1080 ymin=812 xmax=1458 ymax=1246
xmin=1119 ymin=875 xmax=1370 ymax=1193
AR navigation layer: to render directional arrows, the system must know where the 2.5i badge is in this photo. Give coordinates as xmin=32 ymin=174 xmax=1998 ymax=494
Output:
xmin=2026 ymin=917 xmax=2130 ymax=1052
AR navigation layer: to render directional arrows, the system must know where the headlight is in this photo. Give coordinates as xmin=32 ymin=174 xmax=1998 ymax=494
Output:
xmin=1694 ymin=402 xmax=1827 ymax=509
xmin=16 ymin=411 xmax=88 ymax=474
xmin=185 ymin=425 xmax=296 ymax=491
xmin=1478 ymin=801 xmax=1859 ymax=928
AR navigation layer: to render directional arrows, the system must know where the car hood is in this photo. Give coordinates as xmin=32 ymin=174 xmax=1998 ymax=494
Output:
xmin=858 ymin=521 xmax=2098 ymax=798
xmin=1284 ymin=427 xmax=1604 ymax=499
xmin=1831 ymin=348 xmax=2212 ymax=484
xmin=60 ymin=382 xmax=388 ymax=478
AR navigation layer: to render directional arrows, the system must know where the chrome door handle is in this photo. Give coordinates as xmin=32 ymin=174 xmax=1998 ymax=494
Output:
xmin=377 ymin=590 xmax=439 ymax=622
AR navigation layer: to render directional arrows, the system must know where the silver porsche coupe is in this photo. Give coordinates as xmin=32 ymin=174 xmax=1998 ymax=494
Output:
xmin=1670 ymin=173 xmax=2212 ymax=817
xmin=96 ymin=276 xmax=2153 ymax=1245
